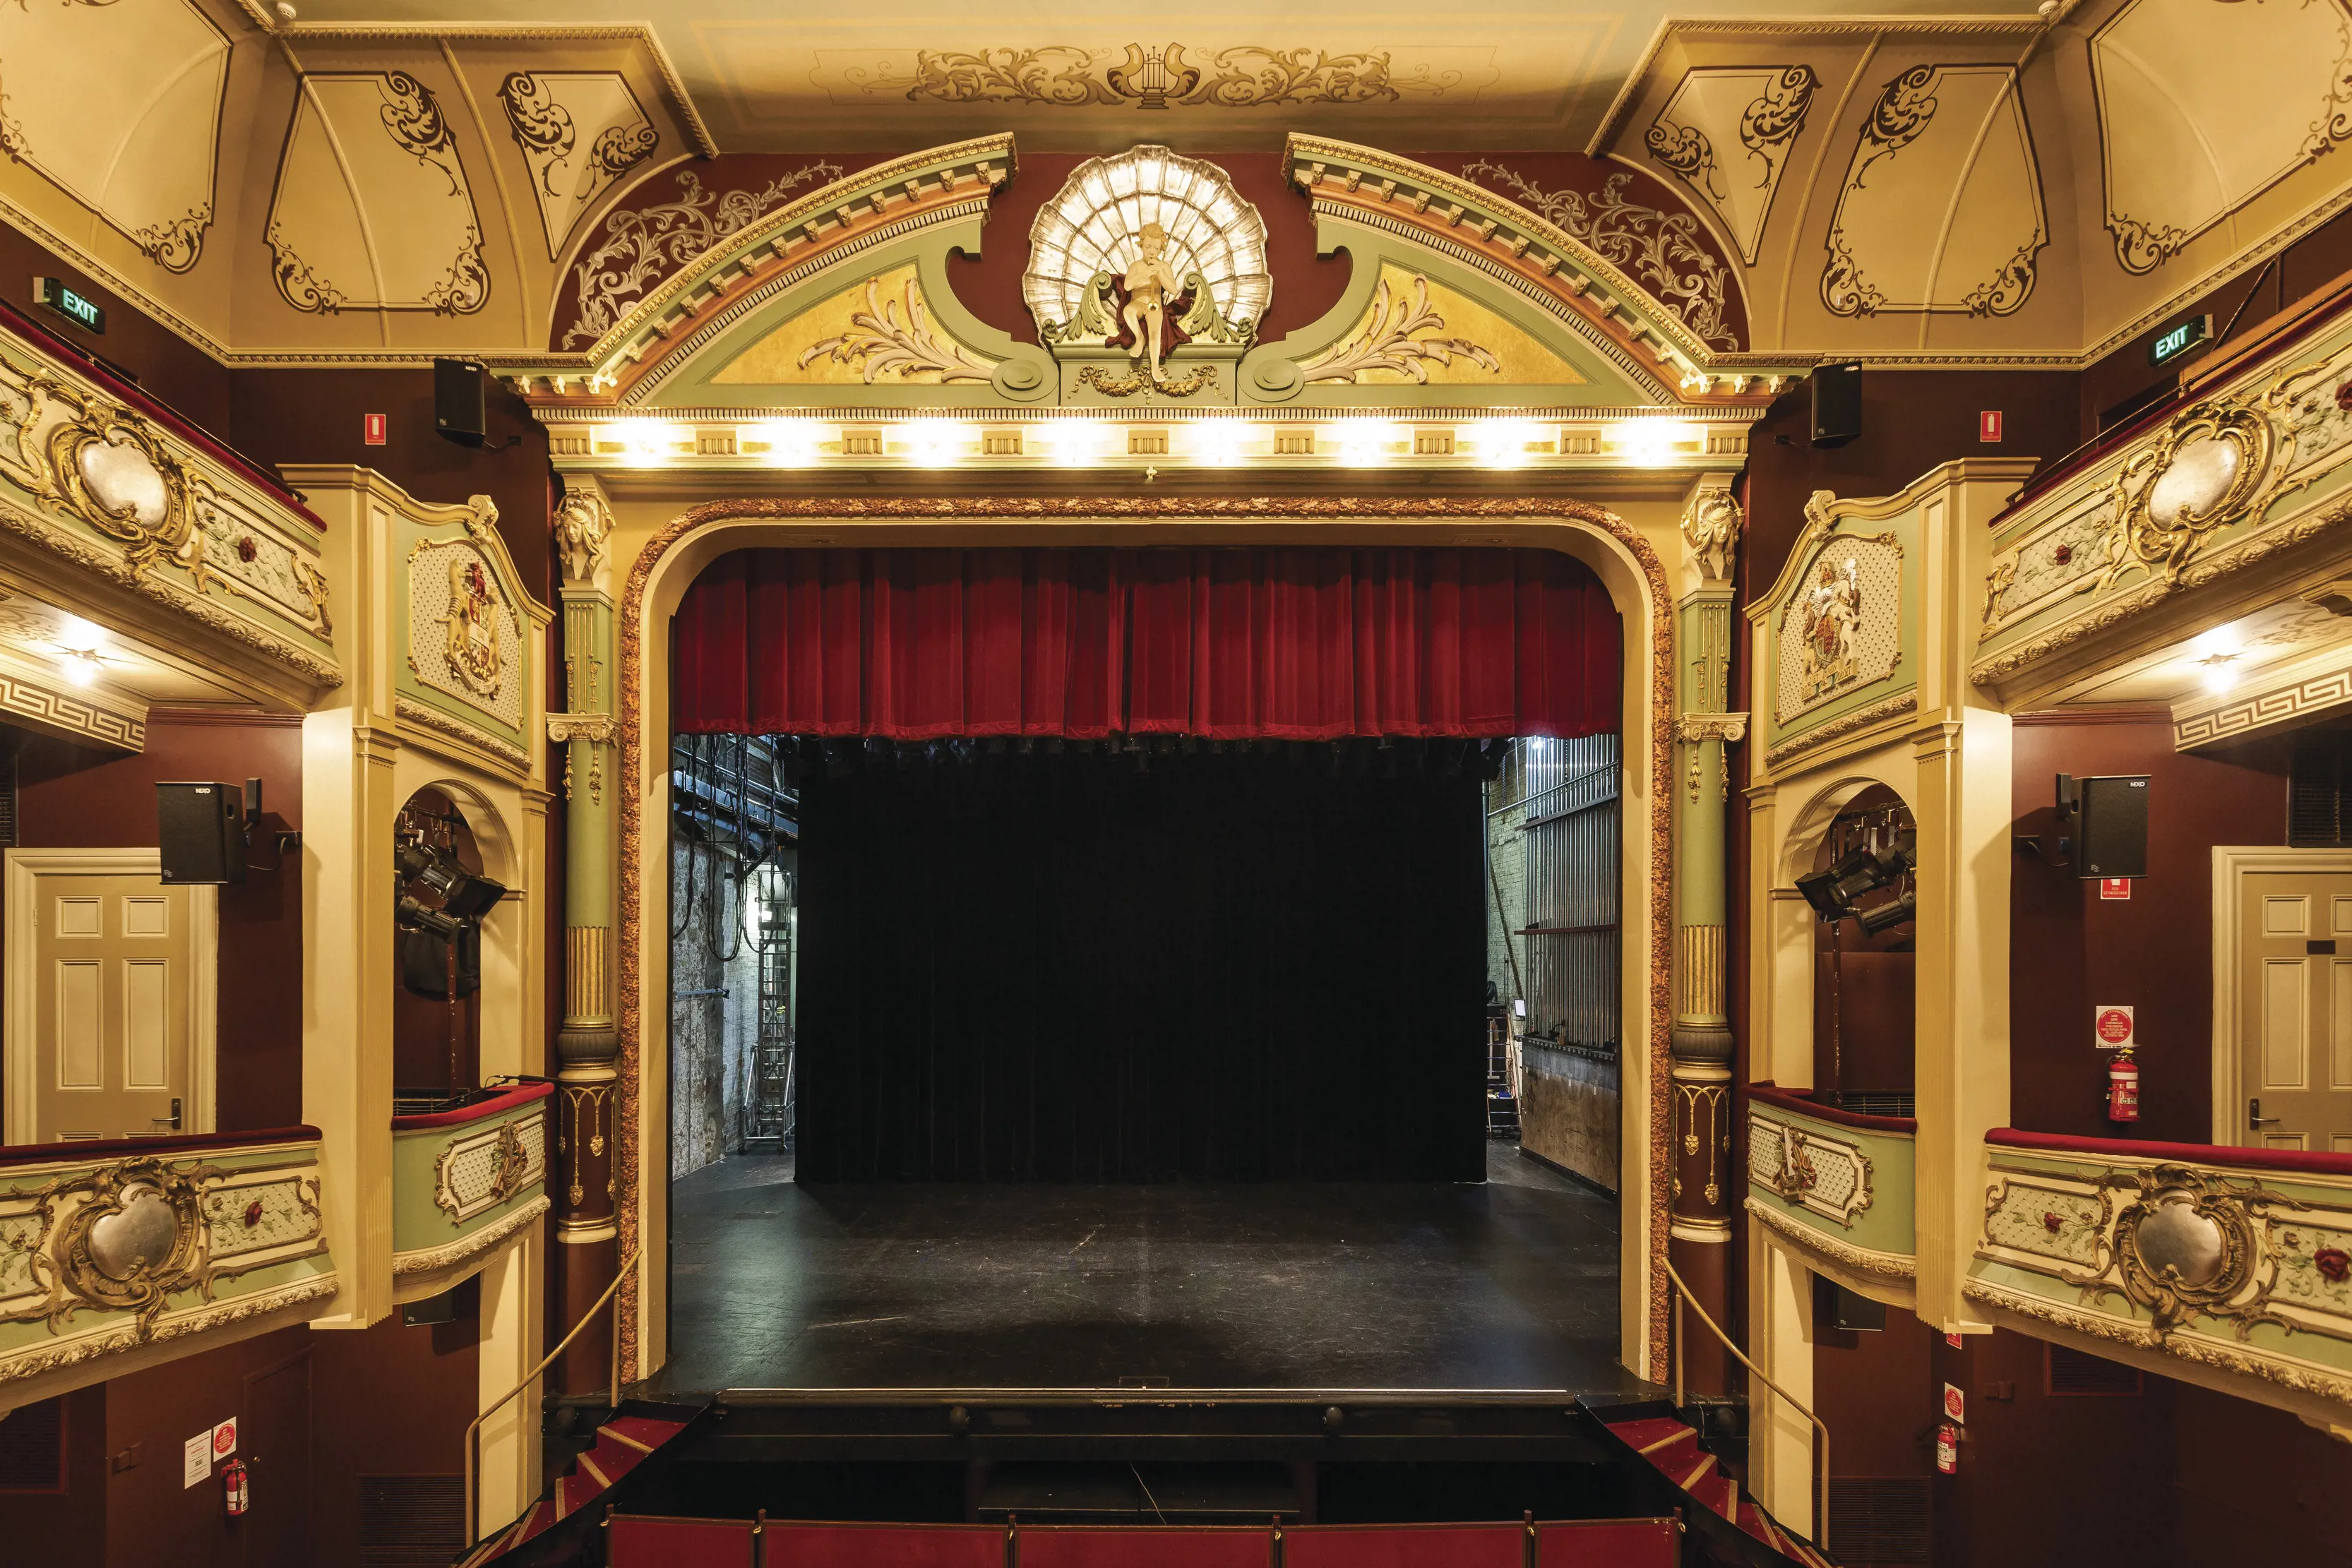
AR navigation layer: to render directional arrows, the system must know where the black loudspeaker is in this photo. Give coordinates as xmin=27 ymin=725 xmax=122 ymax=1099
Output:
xmin=1811 ymin=360 xmax=1863 ymax=448
xmin=433 ymin=357 xmax=486 ymax=445
xmin=2058 ymin=772 xmax=2149 ymax=880
xmin=157 ymin=782 xmax=244 ymax=885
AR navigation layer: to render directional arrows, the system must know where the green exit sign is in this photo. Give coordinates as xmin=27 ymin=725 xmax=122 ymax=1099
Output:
xmin=32 ymin=277 xmax=104 ymax=334
xmin=2150 ymin=313 xmax=2210 ymax=366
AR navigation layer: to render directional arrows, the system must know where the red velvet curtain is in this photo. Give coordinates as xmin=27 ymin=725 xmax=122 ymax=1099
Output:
xmin=674 ymin=547 xmax=1618 ymax=740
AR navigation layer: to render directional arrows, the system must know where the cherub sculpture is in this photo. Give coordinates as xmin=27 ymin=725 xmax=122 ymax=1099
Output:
xmin=1120 ymin=222 xmax=1186 ymax=378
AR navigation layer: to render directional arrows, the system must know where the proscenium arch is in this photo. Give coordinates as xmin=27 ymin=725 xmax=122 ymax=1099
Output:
xmin=609 ymin=498 xmax=1681 ymax=1387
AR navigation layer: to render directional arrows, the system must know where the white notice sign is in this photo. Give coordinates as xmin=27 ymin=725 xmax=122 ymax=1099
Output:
xmin=182 ymin=1432 xmax=211 ymax=1488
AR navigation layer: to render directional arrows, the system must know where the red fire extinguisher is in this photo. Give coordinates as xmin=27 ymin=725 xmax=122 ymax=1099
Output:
xmin=222 ymin=1459 xmax=249 ymax=1517
xmin=2107 ymin=1047 xmax=2139 ymax=1123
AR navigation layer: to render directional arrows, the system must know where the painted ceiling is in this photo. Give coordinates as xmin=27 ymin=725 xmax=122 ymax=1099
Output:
xmin=0 ymin=0 xmax=2345 ymax=370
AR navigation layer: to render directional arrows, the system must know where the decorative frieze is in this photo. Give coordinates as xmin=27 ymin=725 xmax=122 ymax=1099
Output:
xmin=1748 ymin=1110 xmax=1875 ymax=1228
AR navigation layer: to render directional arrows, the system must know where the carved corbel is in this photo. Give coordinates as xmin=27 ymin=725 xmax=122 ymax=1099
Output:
xmin=1679 ymin=479 xmax=1743 ymax=584
xmin=553 ymin=479 xmax=615 ymax=587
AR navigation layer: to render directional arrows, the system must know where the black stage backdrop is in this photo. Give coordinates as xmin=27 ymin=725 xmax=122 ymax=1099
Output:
xmin=794 ymin=746 xmax=1488 ymax=1183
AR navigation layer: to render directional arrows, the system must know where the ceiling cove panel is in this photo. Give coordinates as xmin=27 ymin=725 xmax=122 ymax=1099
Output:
xmin=265 ymin=71 xmax=490 ymax=315
xmin=494 ymin=70 xmax=660 ymax=261
xmin=2092 ymin=0 xmax=2352 ymax=275
xmin=0 ymin=0 xmax=229 ymax=272
xmin=1644 ymin=66 xmax=1819 ymax=266
xmin=1819 ymin=64 xmax=2046 ymax=320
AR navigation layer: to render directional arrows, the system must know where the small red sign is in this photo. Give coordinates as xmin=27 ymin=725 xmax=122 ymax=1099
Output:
xmin=1942 ymin=1382 xmax=1966 ymax=1425
xmin=210 ymin=1418 xmax=236 ymax=1460
xmin=1945 ymin=1331 xmax=1964 ymax=1349
xmin=2095 ymin=1005 xmax=2135 ymax=1050
xmin=363 ymin=412 xmax=388 ymax=446
xmin=2100 ymin=876 xmax=2131 ymax=900
xmin=1935 ymin=1423 xmax=1959 ymax=1474
xmin=1979 ymin=409 xmax=2002 ymax=443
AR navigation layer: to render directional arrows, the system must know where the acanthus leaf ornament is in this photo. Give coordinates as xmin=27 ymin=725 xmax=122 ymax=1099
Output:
xmin=798 ymin=276 xmax=998 ymax=385
xmin=496 ymin=72 xmax=574 ymax=196
xmin=1296 ymin=273 xmax=1498 ymax=385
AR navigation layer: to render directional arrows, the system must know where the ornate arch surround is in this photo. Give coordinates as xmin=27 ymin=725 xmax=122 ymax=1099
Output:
xmin=606 ymin=496 xmax=1684 ymax=1385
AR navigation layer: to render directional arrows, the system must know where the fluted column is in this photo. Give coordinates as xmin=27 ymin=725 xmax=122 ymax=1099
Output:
xmin=547 ymin=478 xmax=621 ymax=1396
xmin=1670 ymin=477 xmax=1746 ymax=1396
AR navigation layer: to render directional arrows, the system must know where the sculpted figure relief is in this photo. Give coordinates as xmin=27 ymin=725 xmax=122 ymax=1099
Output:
xmin=1121 ymin=222 xmax=1186 ymax=378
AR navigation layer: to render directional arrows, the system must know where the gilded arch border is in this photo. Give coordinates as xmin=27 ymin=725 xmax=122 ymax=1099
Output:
xmin=610 ymin=496 xmax=1681 ymax=1380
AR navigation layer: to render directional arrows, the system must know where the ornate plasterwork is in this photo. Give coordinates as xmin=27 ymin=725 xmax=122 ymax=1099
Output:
xmin=393 ymin=1192 xmax=548 ymax=1276
xmin=1296 ymin=273 xmax=1500 ymax=385
xmin=866 ymin=45 xmax=1453 ymax=109
xmin=2092 ymin=374 xmax=2321 ymax=590
xmin=408 ymin=538 xmax=523 ymax=727
xmin=1681 ymin=482 xmax=1741 ymax=582
xmin=1023 ymin=146 xmax=1270 ymax=352
xmin=554 ymin=479 xmax=614 ymax=586
xmin=609 ymin=495 xmax=1683 ymax=1384
xmin=1819 ymin=65 xmax=2045 ymax=319
xmin=395 ymin=695 xmax=530 ymax=773
xmin=0 ymin=1151 xmax=325 ymax=1347
xmin=1645 ymin=66 xmax=1817 ymax=265
xmin=2175 ymin=662 xmax=2352 ymax=750
xmin=496 ymin=71 xmax=658 ymax=260
xmin=0 ymin=0 xmax=227 ymax=273
xmin=1748 ymin=1110 xmax=1875 ymax=1228
xmin=561 ymin=161 xmax=846 ymax=350
xmin=13 ymin=374 xmax=196 ymax=577
xmin=1747 ymin=1195 xmax=1915 ymax=1279
xmin=799 ymin=275 xmax=998 ymax=384
xmin=2093 ymin=0 xmax=2352 ymax=275
xmin=1762 ymin=692 xmax=1918 ymax=770
xmin=266 ymin=72 xmax=489 ymax=316
xmin=431 ymin=1114 xmax=547 ymax=1224
xmin=1974 ymin=1154 xmax=2352 ymax=1402
xmin=1774 ymin=533 xmax=1903 ymax=724
xmin=1459 ymin=159 xmax=1735 ymax=350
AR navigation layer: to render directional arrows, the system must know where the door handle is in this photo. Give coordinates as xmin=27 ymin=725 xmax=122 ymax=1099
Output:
xmin=150 ymin=1097 xmax=182 ymax=1132
xmin=2249 ymin=1096 xmax=2284 ymax=1129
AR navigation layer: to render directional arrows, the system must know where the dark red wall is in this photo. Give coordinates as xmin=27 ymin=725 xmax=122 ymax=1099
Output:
xmin=2008 ymin=715 xmax=2291 ymax=1142
xmin=12 ymin=714 xmax=304 ymax=1132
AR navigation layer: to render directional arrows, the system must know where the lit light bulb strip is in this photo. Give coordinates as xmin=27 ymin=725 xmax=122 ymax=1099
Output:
xmin=545 ymin=412 xmax=1752 ymax=472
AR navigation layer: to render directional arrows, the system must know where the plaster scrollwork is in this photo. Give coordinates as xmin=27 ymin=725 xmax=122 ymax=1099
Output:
xmin=2091 ymin=366 xmax=2329 ymax=590
xmin=1680 ymin=482 xmax=1742 ymax=581
xmin=15 ymin=373 xmax=198 ymax=578
xmin=1458 ymin=159 xmax=1733 ymax=349
xmin=1644 ymin=66 xmax=1816 ymax=263
xmin=1296 ymin=274 xmax=1500 ymax=385
xmin=554 ymin=481 xmax=614 ymax=585
xmin=799 ymin=276 xmax=998 ymax=384
xmin=497 ymin=72 xmax=578 ymax=196
xmin=562 ymin=162 xmax=847 ymax=350
xmin=431 ymin=1115 xmax=547 ymax=1225
xmin=878 ymin=45 xmax=1437 ymax=109
xmin=1748 ymin=1111 xmax=1874 ymax=1228
xmin=1747 ymin=1196 xmax=1915 ymax=1279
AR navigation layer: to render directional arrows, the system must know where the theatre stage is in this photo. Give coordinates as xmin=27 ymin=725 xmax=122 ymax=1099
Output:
xmin=654 ymin=1142 xmax=1630 ymax=1398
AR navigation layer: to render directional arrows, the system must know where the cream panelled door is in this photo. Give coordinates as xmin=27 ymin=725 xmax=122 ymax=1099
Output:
xmin=2241 ymin=872 xmax=2352 ymax=1153
xmin=4 ymin=850 xmax=216 ymax=1144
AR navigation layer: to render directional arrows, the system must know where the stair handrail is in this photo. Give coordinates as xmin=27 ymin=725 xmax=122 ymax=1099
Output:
xmin=1664 ymin=1259 xmax=1829 ymax=1555
xmin=464 ymin=1244 xmax=643 ymax=1545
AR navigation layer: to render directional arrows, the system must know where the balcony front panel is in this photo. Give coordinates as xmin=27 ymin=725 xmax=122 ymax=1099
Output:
xmin=391 ymin=1082 xmax=551 ymax=1298
xmin=0 ymin=1129 xmax=334 ymax=1397
xmin=1969 ymin=1131 xmax=2352 ymax=1413
xmin=1745 ymin=1084 xmax=1917 ymax=1286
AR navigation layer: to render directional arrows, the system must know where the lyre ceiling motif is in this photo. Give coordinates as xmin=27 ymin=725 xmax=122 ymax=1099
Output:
xmin=265 ymin=72 xmax=489 ymax=316
xmin=1644 ymin=67 xmax=1817 ymax=267
xmin=1022 ymin=146 xmax=1272 ymax=340
xmin=0 ymin=0 xmax=227 ymax=273
xmin=2091 ymin=0 xmax=2352 ymax=274
xmin=1819 ymin=65 xmax=2046 ymax=319
xmin=495 ymin=71 xmax=659 ymax=261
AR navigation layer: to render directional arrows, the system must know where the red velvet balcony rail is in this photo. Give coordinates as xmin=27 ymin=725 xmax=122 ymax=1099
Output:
xmin=1746 ymin=1082 xmax=1917 ymax=1135
xmin=1986 ymin=1126 xmax=2352 ymax=1178
xmin=390 ymin=1079 xmax=553 ymax=1132
xmin=0 ymin=1124 xmax=321 ymax=1168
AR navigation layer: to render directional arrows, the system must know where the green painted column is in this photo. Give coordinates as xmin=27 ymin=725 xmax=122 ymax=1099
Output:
xmin=1670 ymin=477 xmax=1747 ymax=1396
xmin=548 ymin=477 xmax=621 ymax=1396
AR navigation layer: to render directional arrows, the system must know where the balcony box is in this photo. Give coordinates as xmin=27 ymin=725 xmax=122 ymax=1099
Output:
xmin=1745 ymin=1084 xmax=1918 ymax=1303
xmin=391 ymin=1082 xmax=552 ymax=1303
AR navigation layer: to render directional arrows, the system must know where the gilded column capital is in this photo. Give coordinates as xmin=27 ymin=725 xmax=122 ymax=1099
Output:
xmin=1676 ymin=712 xmax=1748 ymax=746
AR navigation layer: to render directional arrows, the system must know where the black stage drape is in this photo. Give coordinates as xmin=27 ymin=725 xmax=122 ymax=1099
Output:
xmin=794 ymin=746 xmax=1488 ymax=1183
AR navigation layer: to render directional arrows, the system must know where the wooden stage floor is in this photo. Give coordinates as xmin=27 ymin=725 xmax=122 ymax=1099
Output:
xmin=652 ymin=1142 xmax=1632 ymax=1399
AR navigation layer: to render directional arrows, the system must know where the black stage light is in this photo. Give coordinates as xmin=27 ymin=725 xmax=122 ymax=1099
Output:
xmin=396 ymin=894 xmax=462 ymax=940
xmin=394 ymin=842 xmax=507 ymax=923
xmin=1854 ymin=890 xmax=1917 ymax=938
